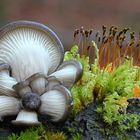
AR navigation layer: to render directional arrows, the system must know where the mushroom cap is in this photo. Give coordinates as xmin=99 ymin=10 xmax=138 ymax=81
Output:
xmin=50 ymin=60 xmax=83 ymax=88
xmin=0 ymin=96 xmax=20 ymax=118
xmin=57 ymin=60 xmax=83 ymax=83
xmin=39 ymin=85 xmax=73 ymax=122
xmin=0 ymin=74 xmax=17 ymax=97
xmin=13 ymin=80 xmax=29 ymax=91
xmin=26 ymin=73 xmax=45 ymax=82
xmin=0 ymin=63 xmax=11 ymax=72
xmin=0 ymin=20 xmax=64 ymax=81
xmin=27 ymin=73 xmax=47 ymax=95
xmin=45 ymin=76 xmax=62 ymax=92
xmin=53 ymin=85 xmax=73 ymax=122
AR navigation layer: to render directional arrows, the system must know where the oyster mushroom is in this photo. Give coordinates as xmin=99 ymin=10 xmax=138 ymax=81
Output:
xmin=0 ymin=20 xmax=83 ymax=126
xmin=0 ymin=20 xmax=64 ymax=82
xmin=0 ymin=96 xmax=20 ymax=121
xmin=45 ymin=76 xmax=62 ymax=92
xmin=39 ymin=85 xmax=73 ymax=122
xmin=13 ymin=80 xmax=31 ymax=97
xmin=27 ymin=73 xmax=47 ymax=95
xmin=0 ymin=63 xmax=11 ymax=75
xmin=0 ymin=63 xmax=17 ymax=97
xmin=50 ymin=60 xmax=83 ymax=88
xmin=12 ymin=110 xmax=40 ymax=126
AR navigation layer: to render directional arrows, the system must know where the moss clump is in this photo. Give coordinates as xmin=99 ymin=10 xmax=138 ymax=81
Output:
xmin=8 ymin=125 xmax=67 ymax=140
xmin=65 ymin=42 xmax=140 ymax=139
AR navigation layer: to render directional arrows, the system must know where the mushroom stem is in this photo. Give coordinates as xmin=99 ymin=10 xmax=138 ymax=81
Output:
xmin=12 ymin=110 xmax=40 ymax=126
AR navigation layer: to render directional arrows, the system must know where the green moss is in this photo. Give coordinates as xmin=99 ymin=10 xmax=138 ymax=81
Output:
xmin=64 ymin=45 xmax=94 ymax=117
xmin=8 ymin=125 xmax=67 ymax=140
xmin=45 ymin=131 xmax=67 ymax=140
xmin=65 ymin=44 xmax=140 ymax=138
xmin=72 ymin=133 xmax=82 ymax=140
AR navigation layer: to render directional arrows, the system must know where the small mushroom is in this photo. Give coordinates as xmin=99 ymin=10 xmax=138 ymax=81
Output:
xmin=0 ymin=63 xmax=17 ymax=97
xmin=27 ymin=73 xmax=47 ymax=95
xmin=45 ymin=76 xmax=62 ymax=92
xmin=50 ymin=60 xmax=83 ymax=88
xmin=0 ymin=20 xmax=64 ymax=82
xmin=0 ymin=96 xmax=20 ymax=120
xmin=39 ymin=85 xmax=73 ymax=122
xmin=0 ymin=63 xmax=11 ymax=75
xmin=13 ymin=80 xmax=31 ymax=97
xmin=12 ymin=110 xmax=40 ymax=126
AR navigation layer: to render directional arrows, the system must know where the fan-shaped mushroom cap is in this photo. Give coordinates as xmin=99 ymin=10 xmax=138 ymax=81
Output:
xmin=13 ymin=80 xmax=31 ymax=97
xmin=0 ymin=96 xmax=20 ymax=120
xmin=0 ymin=63 xmax=11 ymax=75
xmin=45 ymin=76 xmax=62 ymax=92
xmin=27 ymin=73 xmax=47 ymax=95
xmin=0 ymin=20 xmax=64 ymax=82
xmin=39 ymin=85 xmax=73 ymax=122
xmin=0 ymin=74 xmax=17 ymax=97
xmin=50 ymin=60 xmax=83 ymax=88
xmin=12 ymin=110 xmax=40 ymax=126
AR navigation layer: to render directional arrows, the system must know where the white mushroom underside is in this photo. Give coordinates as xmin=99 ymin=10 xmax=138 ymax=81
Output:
xmin=0 ymin=27 xmax=61 ymax=82
xmin=40 ymin=90 xmax=66 ymax=121
xmin=30 ymin=76 xmax=46 ymax=95
xmin=12 ymin=110 xmax=40 ymax=125
xmin=0 ymin=96 xmax=20 ymax=120
xmin=0 ymin=74 xmax=17 ymax=97
xmin=50 ymin=66 xmax=77 ymax=88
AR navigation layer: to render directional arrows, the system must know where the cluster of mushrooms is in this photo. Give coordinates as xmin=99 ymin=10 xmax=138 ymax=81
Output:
xmin=0 ymin=21 xmax=83 ymax=126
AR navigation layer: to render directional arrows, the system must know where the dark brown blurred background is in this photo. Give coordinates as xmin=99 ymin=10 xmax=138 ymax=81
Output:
xmin=0 ymin=0 xmax=140 ymax=50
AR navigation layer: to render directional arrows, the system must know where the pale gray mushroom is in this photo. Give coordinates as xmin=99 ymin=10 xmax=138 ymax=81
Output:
xmin=50 ymin=60 xmax=83 ymax=89
xmin=27 ymin=73 xmax=47 ymax=95
xmin=45 ymin=76 xmax=62 ymax=92
xmin=39 ymin=85 xmax=73 ymax=122
xmin=12 ymin=110 xmax=40 ymax=126
xmin=0 ymin=96 xmax=20 ymax=121
xmin=0 ymin=21 xmax=83 ymax=126
xmin=0 ymin=63 xmax=17 ymax=97
xmin=0 ymin=63 xmax=11 ymax=75
xmin=13 ymin=80 xmax=31 ymax=97
xmin=0 ymin=20 xmax=64 ymax=82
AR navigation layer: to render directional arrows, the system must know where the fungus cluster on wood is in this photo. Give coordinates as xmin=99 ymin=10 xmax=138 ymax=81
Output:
xmin=0 ymin=21 xmax=83 ymax=126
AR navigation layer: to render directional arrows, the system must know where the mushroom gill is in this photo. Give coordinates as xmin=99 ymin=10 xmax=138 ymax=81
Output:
xmin=39 ymin=85 xmax=73 ymax=122
xmin=0 ymin=21 xmax=64 ymax=82
xmin=0 ymin=63 xmax=17 ymax=97
xmin=0 ymin=96 xmax=20 ymax=120
xmin=50 ymin=60 xmax=83 ymax=89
